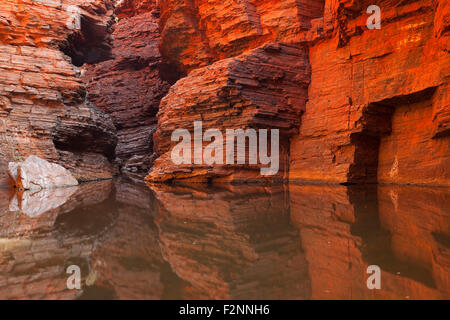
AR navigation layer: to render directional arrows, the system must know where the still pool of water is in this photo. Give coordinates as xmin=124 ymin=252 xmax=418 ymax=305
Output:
xmin=0 ymin=177 xmax=449 ymax=300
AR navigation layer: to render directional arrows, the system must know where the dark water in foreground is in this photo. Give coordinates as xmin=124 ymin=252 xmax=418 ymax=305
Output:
xmin=0 ymin=177 xmax=449 ymax=300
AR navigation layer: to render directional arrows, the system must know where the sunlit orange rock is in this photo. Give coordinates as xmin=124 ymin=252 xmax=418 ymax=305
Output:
xmin=146 ymin=43 xmax=310 ymax=183
xmin=150 ymin=0 xmax=449 ymax=185
xmin=3 ymin=0 xmax=448 ymax=186
xmin=159 ymin=0 xmax=324 ymax=73
xmin=289 ymin=0 xmax=450 ymax=185
xmin=115 ymin=0 xmax=159 ymax=19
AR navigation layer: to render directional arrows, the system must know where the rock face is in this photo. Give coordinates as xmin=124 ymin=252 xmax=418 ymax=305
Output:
xmin=1 ymin=0 xmax=449 ymax=185
xmin=84 ymin=2 xmax=171 ymax=173
xmin=159 ymin=0 xmax=324 ymax=73
xmin=147 ymin=43 xmax=310 ymax=183
xmin=147 ymin=0 xmax=322 ymax=183
xmin=8 ymin=155 xmax=79 ymax=191
xmin=0 ymin=0 xmax=118 ymax=186
xmin=289 ymin=0 xmax=450 ymax=186
xmin=146 ymin=0 xmax=450 ymax=185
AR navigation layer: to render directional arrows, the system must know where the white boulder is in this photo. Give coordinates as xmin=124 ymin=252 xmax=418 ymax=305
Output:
xmin=8 ymin=155 xmax=79 ymax=190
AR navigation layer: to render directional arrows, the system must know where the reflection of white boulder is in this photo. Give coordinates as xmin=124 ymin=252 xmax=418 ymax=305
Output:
xmin=8 ymin=155 xmax=78 ymax=191
xmin=9 ymin=186 xmax=78 ymax=218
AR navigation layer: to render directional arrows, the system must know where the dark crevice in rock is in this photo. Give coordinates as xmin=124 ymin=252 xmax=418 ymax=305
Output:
xmin=59 ymin=15 xmax=114 ymax=67
xmin=348 ymin=87 xmax=441 ymax=184
xmin=159 ymin=62 xmax=186 ymax=85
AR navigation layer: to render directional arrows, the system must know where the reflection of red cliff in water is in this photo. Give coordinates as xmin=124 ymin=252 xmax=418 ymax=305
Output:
xmin=86 ymin=179 xmax=169 ymax=300
xmin=290 ymin=185 xmax=450 ymax=299
xmin=0 ymin=180 xmax=115 ymax=300
xmin=0 ymin=178 xmax=182 ymax=300
xmin=149 ymin=184 xmax=311 ymax=299
xmin=0 ymin=179 xmax=449 ymax=299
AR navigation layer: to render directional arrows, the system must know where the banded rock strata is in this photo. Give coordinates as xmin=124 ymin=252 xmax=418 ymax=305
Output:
xmin=0 ymin=0 xmax=449 ymax=186
xmin=0 ymin=0 xmax=118 ymax=185
xmin=147 ymin=0 xmax=450 ymax=185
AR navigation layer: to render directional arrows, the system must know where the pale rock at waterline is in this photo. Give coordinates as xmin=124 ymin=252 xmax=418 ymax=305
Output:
xmin=8 ymin=156 xmax=79 ymax=191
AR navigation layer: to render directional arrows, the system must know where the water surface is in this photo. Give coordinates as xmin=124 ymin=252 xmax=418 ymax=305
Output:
xmin=0 ymin=178 xmax=449 ymax=300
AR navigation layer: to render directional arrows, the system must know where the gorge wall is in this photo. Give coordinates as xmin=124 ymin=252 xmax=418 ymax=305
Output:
xmin=83 ymin=0 xmax=171 ymax=173
xmin=148 ymin=0 xmax=450 ymax=185
xmin=0 ymin=0 xmax=119 ymax=185
xmin=290 ymin=0 xmax=450 ymax=186
xmin=0 ymin=0 xmax=449 ymax=186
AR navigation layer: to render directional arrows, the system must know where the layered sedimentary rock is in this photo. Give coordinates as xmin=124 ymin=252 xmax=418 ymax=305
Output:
xmin=147 ymin=43 xmax=310 ymax=183
xmin=147 ymin=0 xmax=449 ymax=185
xmin=290 ymin=0 xmax=450 ymax=185
xmin=84 ymin=2 xmax=171 ymax=173
xmin=0 ymin=0 xmax=118 ymax=186
xmin=149 ymin=184 xmax=311 ymax=299
xmin=159 ymin=0 xmax=324 ymax=73
xmin=290 ymin=184 xmax=450 ymax=299
xmin=147 ymin=0 xmax=324 ymax=183
xmin=2 ymin=0 xmax=447 ymax=186
xmin=115 ymin=0 xmax=158 ymax=19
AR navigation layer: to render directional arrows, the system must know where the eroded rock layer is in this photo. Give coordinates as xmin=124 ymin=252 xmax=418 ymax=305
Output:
xmin=159 ymin=0 xmax=324 ymax=73
xmin=0 ymin=0 xmax=118 ymax=185
xmin=1 ymin=0 xmax=449 ymax=186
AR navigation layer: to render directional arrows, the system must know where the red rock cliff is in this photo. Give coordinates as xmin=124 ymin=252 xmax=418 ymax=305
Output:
xmin=146 ymin=0 xmax=450 ymax=185
xmin=1 ymin=0 xmax=449 ymax=186
xmin=290 ymin=0 xmax=450 ymax=186
xmin=0 ymin=0 xmax=119 ymax=185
